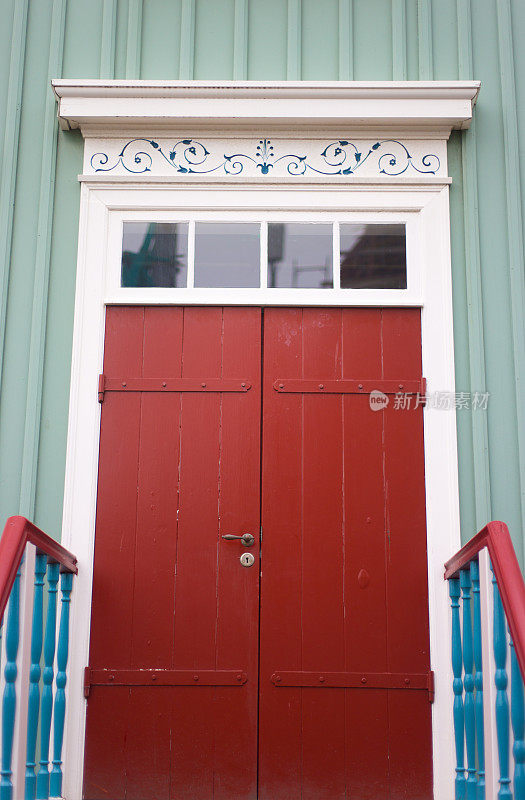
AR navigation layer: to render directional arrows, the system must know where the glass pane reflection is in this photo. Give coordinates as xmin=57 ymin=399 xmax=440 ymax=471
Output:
xmin=268 ymin=223 xmax=333 ymax=288
xmin=340 ymin=223 xmax=407 ymax=289
xmin=121 ymin=222 xmax=188 ymax=287
xmin=194 ymin=223 xmax=260 ymax=288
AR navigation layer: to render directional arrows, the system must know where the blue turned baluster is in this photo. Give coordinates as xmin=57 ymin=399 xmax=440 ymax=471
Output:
xmin=493 ymin=569 xmax=512 ymax=799
xmin=49 ymin=573 xmax=72 ymax=799
xmin=1 ymin=565 xmax=21 ymax=800
xmin=36 ymin=562 xmax=59 ymax=800
xmin=470 ymin=560 xmax=485 ymax=799
xmin=450 ymin=577 xmax=466 ymax=799
xmin=461 ymin=568 xmax=478 ymax=799
xmin=510 ymin=636 xmax=525 ymax=800
xmin=25 ymin=555 xmax=47 ymax=800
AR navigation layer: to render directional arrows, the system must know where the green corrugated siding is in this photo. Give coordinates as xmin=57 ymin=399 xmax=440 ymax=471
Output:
xmin=0 ymin=0 xmax=523 ymax=566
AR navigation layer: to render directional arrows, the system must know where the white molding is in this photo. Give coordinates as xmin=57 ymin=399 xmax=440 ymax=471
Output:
xmin=52 ymin=79 xmax=480 ymax=135
xmin=101 ymin=200 xmax=422 ymax=304
xmin=60 ymin=181 xmax=460 ymax=800
xmin=78 ymin=174 xmax=453 ymax=186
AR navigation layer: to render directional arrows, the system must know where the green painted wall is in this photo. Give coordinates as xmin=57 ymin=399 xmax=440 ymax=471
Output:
xmin=0 ymin=0 xmax=524 ymax=567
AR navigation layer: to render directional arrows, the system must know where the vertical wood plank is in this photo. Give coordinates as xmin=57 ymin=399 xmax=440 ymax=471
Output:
xmin=19 ymin=0 xmax=67 ymax=521
xmin=287 ymin=0 xmax=302 ymax=79
xmin=100 ymin=0 xmax=117 ymax=78
xmin=417 ymin=0 xmax=433 ymax=79
xmin=381 ymin=308 xmax=433 ymax=798
xmin=300 ymin=308 xmax=345 ymax=800
xmin=165 ymin=306 xmax=222 ymax=799
xmin=338 ymin=0 xmax=353 ymax=79
xmin=122 ymin=307 xmax=183 ymax=800
xmin=259 ymin=307 xmax=303 ymax=799
xmin=83 ymin=307 xmax=144 ymax=800
xmin=341 ymin=309 xmax=390 ymax=799
xmin=392 ymin=0 xmax=407 ymax=79
xmin=88 ymin=306 xmax=144 ymax=669
xmin=131 ymin=306 xmax=183 ymax=671
xmin=233 ymin=0 xmax=249 ymax=79
xmin=213 ymin=307 xmax=261 ymax=800
xmin=125 ymin=0 xmax=143 ymax=78
xmin=495 ymin=0 xmax=525 ymax=545
xmin=457 ymin=0 xmax=492 ymax=529
xmin=179 ymin=0 xmax=196 ymax=79
xmin=0 ymin=0 xmax=29 ymax=393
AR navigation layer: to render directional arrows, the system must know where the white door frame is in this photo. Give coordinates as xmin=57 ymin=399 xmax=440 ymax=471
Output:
xmin=60 ymin=178 xmax=459 ymax=800
xmin=53 ymin=79 xmax=481 ymax=799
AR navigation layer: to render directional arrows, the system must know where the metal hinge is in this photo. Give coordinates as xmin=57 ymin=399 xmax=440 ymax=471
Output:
xmin=428 ymin=669 xmax=435 ymax=703
xmin=84 ymin=666 xmax=246 ymax=695
xmin=271 ymin=669 xmax=435 ymax=703
xmin=98 ymin=373 xmax=251 ymax=403
xmin=274 ymin=377 xmax=428 ymax=401
xmin=98 ymin=374 xmax=105 ymax=403
xmin=84 ymin=666 xmax=91 ymax=698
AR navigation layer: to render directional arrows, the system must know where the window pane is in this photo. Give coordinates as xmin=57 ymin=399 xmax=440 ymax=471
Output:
xmin=121 ymin=222 xmax=188 ymax=287
xmin=194 ymin=223 xmax=260 ymax=288
xmin=268 ymin=223 xmax=333 ymax=288
xmin=340 ymin=223 xmax=407 ymax=289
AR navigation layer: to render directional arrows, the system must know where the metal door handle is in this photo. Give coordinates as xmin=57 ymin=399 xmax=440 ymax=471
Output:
xmin=222 ymin=533 xmax=255 ymax=547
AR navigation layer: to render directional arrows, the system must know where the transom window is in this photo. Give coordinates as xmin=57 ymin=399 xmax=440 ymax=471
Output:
xmin=121 ymin=221 xmax=407 ymax=291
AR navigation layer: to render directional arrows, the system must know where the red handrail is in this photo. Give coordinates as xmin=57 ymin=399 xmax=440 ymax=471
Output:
xmin=444 ymin=520 xmax=525 ymax=679
xmin=0 ymin=516 xmax=77 ymax=624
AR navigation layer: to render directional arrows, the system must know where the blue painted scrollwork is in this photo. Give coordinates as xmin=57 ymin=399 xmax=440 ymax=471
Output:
xmin=90 ymin=137 xmax=440 ymax=176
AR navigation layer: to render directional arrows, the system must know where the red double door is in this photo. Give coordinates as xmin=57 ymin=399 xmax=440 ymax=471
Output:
xmin=84 ymin=306 xmax=433 ymax=800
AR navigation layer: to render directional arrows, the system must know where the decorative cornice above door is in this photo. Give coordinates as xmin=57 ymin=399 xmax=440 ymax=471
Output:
xmin=52 ymin=80 xmax=479 ymax=183
xmin=52 ymin=80 xmax=480 ymax=136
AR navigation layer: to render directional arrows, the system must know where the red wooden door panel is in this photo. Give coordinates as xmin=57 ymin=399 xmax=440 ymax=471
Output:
xmin=83 ymin=306 xmax=262 ymax=800
xmin=258 ymin=308 xmax=433 ymax=800
xmin=85 ymin=305 xmax=433 ymax=800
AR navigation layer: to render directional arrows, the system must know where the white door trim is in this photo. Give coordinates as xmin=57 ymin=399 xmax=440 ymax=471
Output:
xmin=60 ymin=180 xmax=460 ymax=800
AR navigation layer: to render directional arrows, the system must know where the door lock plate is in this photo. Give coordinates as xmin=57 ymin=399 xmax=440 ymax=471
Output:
xmin=240 ymin=552 xmax=255 ymax=568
